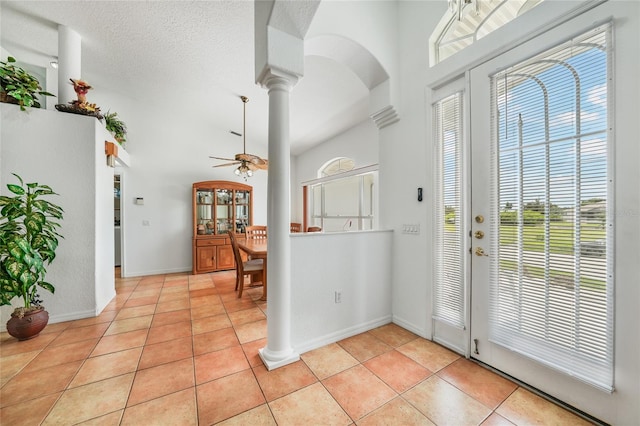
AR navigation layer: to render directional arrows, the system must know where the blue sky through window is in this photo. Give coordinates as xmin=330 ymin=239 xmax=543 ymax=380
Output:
xmin=495 ymin=31 xmax=608 ymax=209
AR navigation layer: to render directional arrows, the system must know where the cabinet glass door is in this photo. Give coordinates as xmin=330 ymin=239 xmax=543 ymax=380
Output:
xmin=196 ymin=190 xmax=214 ymax=234
xmin=235 ymin=190 xmax=250 ymax=233
xmin=216 ymin=189 xmax=233 ymax=234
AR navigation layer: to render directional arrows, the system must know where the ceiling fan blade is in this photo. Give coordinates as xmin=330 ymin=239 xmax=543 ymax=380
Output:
xmin=236 ymin=153 xmax=260 ymax=162
xmin=250 ymin=156 xmax=267 ymax=165
xmin=237 ymin=152 xmax=268 ymax=166
xmin=212 ymin=161 xmax=241 ymax=168
xmin=209 ymin=156 xmax=236 ymax=162
xmin=254 ymin=159 xmax=268 ymax=170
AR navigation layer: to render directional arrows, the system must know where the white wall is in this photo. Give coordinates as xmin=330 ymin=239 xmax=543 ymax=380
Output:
xmin=307 ymin=0 xmax=399 ymax=109
xmin=300 ymin=0 xmax=440 ymax=337
xmin=93 ymin=124 xmax=116 ymax=313
xmin=379 ymin=1 xmax=446 ymax=337
xmin=290 ymin=230 xmax=392 ymax=353
xmin=1 ymin=104 xmax=115 ymax=326
xmin=88 ymin=90 xmax=269 ymax=277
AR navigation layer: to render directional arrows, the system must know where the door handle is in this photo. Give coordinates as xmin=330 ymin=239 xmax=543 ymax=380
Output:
xmin=475 ymin=214 xmax=484 ymax=223
xmin=474 ymin=230 xmax=484 ymax=239
xmin=475 ymin=247 xmax=489 ymax=257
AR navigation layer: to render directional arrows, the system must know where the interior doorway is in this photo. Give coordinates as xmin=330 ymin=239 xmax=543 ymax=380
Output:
xmin=114 ymin=174 xmax=122 ymax=278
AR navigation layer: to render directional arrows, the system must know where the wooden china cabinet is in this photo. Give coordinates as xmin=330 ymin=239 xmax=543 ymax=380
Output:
xmin=192 ymin=181 xmax=253 ymax=274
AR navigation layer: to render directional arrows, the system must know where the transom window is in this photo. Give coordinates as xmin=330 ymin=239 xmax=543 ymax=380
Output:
xmin=430 ymin=0 xmax=544 ymax=65
xmin=320 ymin=157 xmax=355 ymax=177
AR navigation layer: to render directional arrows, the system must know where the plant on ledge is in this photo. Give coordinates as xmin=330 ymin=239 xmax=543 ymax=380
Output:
xmin=0 ymin=174 xmax=64 ymax=340
xmin=104 ymin=111 xmax=128 ymax=145
xmin=0 ymin=56 xmax=55 ymax=111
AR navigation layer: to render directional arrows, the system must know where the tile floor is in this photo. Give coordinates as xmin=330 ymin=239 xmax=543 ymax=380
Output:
xmin=0 ymin=270 xmax=594 ymax=425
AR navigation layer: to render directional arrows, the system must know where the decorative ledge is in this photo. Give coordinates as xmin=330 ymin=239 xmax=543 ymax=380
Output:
xmin=370 ymin=105 xmax=399 ymax=129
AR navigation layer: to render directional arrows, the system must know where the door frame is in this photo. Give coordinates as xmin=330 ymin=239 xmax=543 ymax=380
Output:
xmin=115 ymin=170 xmax=125 ymax=277
xmin=425 ymin=2 xmax=638 ymax=423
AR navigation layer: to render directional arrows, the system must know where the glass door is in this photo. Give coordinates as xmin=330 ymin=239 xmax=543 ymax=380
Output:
xmin=196 ymin=189 xmax=214 ymax=235
xmin=215 ymin=189 xmax=233 ymax=234
xmin=235 ymin=190 xmax=250 ymax=233
xmin=468 ymin=19 xmax=615 ymax=419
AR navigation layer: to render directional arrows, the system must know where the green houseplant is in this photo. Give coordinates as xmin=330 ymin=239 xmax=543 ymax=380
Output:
xmin=104 ymin=111 xmax=128 ymax=145
xmin=0 ymin=56 xmax=55 ymax=111
xmin=0 ymin=174 xmax=64 ymax=340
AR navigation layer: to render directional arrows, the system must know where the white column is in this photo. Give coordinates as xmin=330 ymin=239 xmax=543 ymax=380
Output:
xmin=57 ymin=25 xmax=81 ymax=105
xmin=258 ymin=74 xmax=300 ymax=370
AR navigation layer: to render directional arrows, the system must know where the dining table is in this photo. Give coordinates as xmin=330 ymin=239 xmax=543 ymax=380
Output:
xmin=237 ymin=237 xmax=268 ymax=301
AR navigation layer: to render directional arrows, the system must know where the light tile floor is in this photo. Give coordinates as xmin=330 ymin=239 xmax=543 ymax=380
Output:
xmin=0 ymin=270 xmax=594 ymax=425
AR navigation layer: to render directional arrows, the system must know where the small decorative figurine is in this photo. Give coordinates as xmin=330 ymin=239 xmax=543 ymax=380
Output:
xmin=71 ymin=79 xmax=91 ymax=104
xmin=55 ymin=78 xmax=102 ymax=118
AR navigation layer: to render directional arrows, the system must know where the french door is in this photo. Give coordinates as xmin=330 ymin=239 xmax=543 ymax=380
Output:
xmin=430 ymin=4 xmax=631 ymax=422
xmin=467 ymin=17 xmax=615 ymax=420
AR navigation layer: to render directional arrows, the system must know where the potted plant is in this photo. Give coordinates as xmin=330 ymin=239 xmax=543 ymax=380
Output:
xmin=0 ymin=56 xmax=55 ymax=111
xmin=104 ymin=111 xmax=128 ymax=145
xmin=0 ymin=174 xmax=64 ymax=340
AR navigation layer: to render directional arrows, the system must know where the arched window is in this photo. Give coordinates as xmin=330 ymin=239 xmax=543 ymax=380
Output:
xmin=319 ymin=157 xmax=355 ymax=178
xmin=430 ymin=0 xmax=544 ymax=65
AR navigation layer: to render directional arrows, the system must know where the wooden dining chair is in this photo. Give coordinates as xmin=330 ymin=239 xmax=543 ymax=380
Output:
xmin=306 ymin=226 xmax=322 ymax=232
xmin=290 ymin=222 xmax=302 ymax=233
xmin=229 ymin=232 xmax=264 ymax=298
xmin=245 ymin=225 xmax=267 ymax=239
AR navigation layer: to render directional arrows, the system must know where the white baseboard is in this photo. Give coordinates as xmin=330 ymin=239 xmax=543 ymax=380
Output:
xmin=391 ymin=315 xmax=429 ymax=339
xmin=122 ymin=266 xmax=192 ymax=278
xmin=293 ymin=315 xmax=392 ymax=355
xmin=96 ymin=290 xmax=117 ymax=315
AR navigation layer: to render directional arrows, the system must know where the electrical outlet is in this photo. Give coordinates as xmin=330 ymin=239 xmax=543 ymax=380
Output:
xmin=335 ymin=290 xmax=342 ymax=304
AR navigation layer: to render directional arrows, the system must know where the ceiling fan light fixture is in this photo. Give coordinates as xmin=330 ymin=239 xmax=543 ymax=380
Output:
xmin=235 ymin=161 xmax=253 ymax=180
xmin=209 ymin=95 xmax=268 ymax=178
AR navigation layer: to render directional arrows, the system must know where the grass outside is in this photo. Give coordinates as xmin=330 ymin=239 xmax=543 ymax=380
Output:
xmin=499 ymin=259 xmax=606 ymax=291
xmin=499 ymin=222 xmax=605 ymax=255
xmin=444 ymin=221 xmax=605 ymax=255
xmin=442 ymin=220 xmax=607 ymax=291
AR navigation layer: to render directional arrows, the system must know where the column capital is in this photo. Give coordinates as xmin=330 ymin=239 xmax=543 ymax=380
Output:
xmin=257 ymin=65 xmax=300 ymax=92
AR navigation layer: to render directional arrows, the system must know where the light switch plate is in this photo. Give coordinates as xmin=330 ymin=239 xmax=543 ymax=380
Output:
xmin=402 ymin=224 xmax=420 ymax=234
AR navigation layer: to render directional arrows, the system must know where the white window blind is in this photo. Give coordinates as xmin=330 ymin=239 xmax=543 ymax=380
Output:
xmin=489 ymin=25 xmax=613 ymax=391
xmin=433 ymin=92 xmax=465 ymax=328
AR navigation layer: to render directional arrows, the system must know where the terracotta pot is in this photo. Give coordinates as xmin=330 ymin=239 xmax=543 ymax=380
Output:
xmin=6 ymin=308 xmax=49 ymax=341
xmin=0 ymin=90 xmax=19 ymax=105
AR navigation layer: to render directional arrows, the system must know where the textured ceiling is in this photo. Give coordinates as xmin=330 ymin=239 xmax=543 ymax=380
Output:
xmin=0 ymin=1 xmax=371 ymax=156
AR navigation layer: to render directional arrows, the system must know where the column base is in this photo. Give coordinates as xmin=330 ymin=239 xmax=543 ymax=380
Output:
xmin=259 ymin=347 xmax=300 ymax=371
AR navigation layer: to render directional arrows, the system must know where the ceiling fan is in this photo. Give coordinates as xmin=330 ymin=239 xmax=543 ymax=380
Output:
xmin=210 ymin=95 xmax=268 ymax=180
